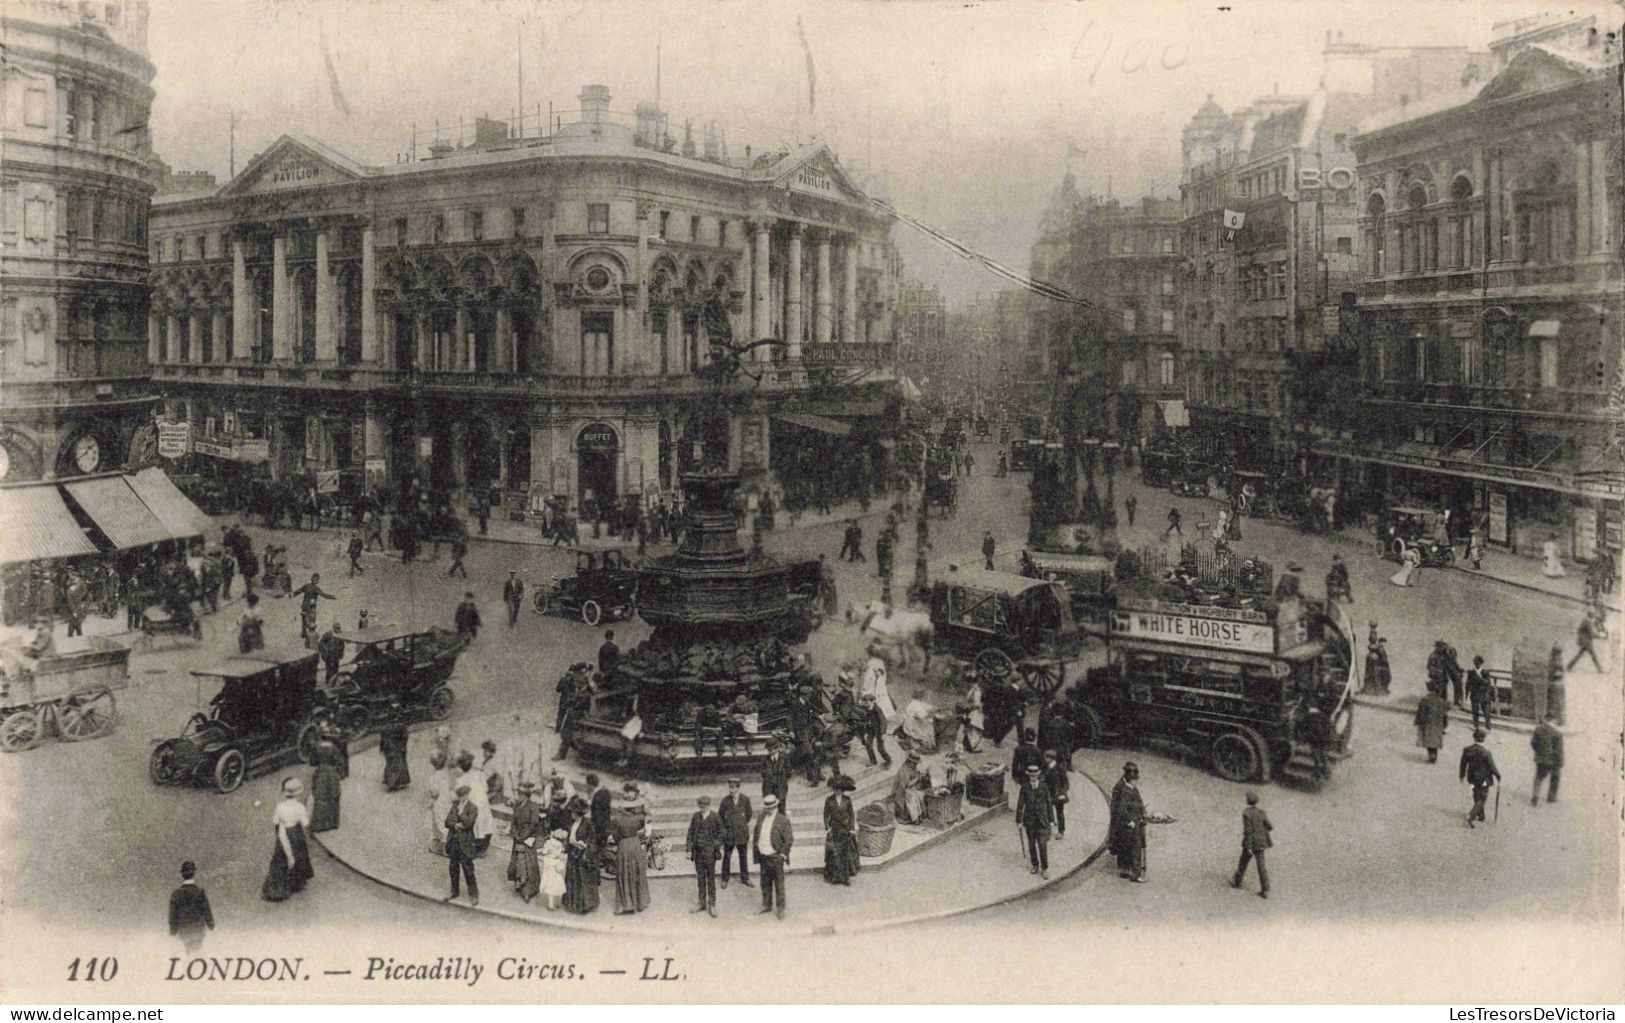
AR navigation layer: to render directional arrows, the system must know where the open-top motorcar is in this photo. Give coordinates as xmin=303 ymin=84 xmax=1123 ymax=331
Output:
xmin=321 ymin=626 xmax=462 ymax=736
xmin=149 ymin=647 xmax=324 ymax=794
xmin=1378 ymin=505 xmax=1456 ymax=566
xmin=533 ymin=548 xmax=639 ymax=625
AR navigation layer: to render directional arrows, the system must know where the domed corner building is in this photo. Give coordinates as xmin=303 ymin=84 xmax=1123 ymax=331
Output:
xmin=143 ymin=84 xmax=905 ymax=519
xmin=0 ymin=0 xmax=159 ymax=483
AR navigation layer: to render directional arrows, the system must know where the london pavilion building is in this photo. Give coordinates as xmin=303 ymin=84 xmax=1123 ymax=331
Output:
xmin=148 ymin=85 xmax=901 ymax=515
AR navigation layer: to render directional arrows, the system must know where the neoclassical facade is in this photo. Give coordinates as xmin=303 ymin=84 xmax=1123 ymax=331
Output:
xmin=1335 ymin=36 xmax=1623 ymax=560
xmin=0 ymin=0 xmax=156 ymax=482
xmin=149 ymin=86 xmax=899 ymax=509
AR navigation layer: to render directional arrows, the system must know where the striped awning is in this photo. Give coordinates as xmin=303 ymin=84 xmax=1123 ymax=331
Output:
xmin=64 ymin=476 xmax=171 ymax=549
xmin=0 ymin=485 xmax=99 ymax=565
xmin=126 ymin=467 xmax=211 ymax=541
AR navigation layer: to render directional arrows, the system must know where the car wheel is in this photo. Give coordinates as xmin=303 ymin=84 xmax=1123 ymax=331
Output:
xmin=427 ymin=686 xmax=455 ymax=721
xmin=296 ymin=719 xmax=325 ymax=763
xmin=149 ymin=741 xmax=179 ymax=785
xmin=580 ymin=600 xmax=602 ymax=626
xmin=532 ymin=590 xmax=550 ymax=615
xmin=1210 ymin=731 xmax=1262 ymax=783
xmin=213 ymin=748 xmax=246 ymax=793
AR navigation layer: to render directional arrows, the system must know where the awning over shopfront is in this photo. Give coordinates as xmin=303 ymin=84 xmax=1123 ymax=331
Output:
xmin=127 ymin=467 xmax=212 ymax=541
xmin=64 ymin=476 xmax=172 ymax=549
xmin=0 ymin=485 xmax=99 ymax=565
xmin=775 ymin=413 xmax=852 ymax=437
xmin=807 ymin=400 xmax=890 ymax=418
xmin=1527 ymin=320 xmax=1561 ymax=338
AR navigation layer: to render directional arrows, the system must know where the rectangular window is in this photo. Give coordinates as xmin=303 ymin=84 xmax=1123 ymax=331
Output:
xmin=196 ymin=235 xmax=207 ymax=260
xmin=587 ymin=203 xmax=610 ymax=235
xmin=511 ymin=207 xmax=526 ymax=238
xmin=690 ymin=214 xmax=701 ymax=241
xmin=718 ymin=219 xmax=728 ymax=246
xmin=1161 ymin=236 xmax=1174 ymax=254
xmin=1335 ymin=236 xmax=1352 ymax=255
xmin=395 ymin=217 xmax=408 ymax=246
xmin=467 ymin=210 xmax=483 ymax=241
xmin=581 ymin=311 xmax=614 ymax=374
xmin=1161 ymin=309 xmax=1175 ymax=333
xmin=90 ymin=197 xmax=104 ymax=242
xmin=86 ymin=92 xmax=99 ymax=142
xmin=1162 ymin=271 xmax=1174 ymax=295
xmin=1121 ymin=308 xmax=1137 ymax=332
xmin=431 ymin=214 xmax=446 ymax=244
xmin=658 ymin=210 xmax=670 ymax=239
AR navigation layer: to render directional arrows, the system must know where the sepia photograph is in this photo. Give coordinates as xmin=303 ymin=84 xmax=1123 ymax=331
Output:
xmin=0 ymin=0 xmax=1621 ymax=1006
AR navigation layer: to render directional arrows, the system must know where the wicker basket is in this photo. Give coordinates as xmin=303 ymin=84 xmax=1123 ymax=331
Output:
xmin=856 ymin=820 xmax=896 ymax=857
xmin=924 ymin=787 xmax=963 ymax=825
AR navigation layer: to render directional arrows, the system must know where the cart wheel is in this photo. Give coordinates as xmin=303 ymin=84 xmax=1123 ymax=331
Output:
xmin=149 ymin=741 xmax=180 ymax=784
xmin=974 ymin=648 xmax=1015 ymax=679
xmin=1073 ymin=706 xmax=1106 ymax=749
xmin=58 ymin=686 xmax=118 ymax=741
xmin=427 ymin=686 xmax=455 ymax=721
xmin=295 ymin=720 xmax=325 ymax=764
xmin=1019 ymin=660 xmax=1065 ymax=697
xmin=1210 ymin=729 xmax=1264 ymax=783
xmin=580 ymin=600 xmax=602 ymax=626
xmin=0 ymin=710 xmax=43 ymax=752
xmin=212 ymin=748 xmax=246 ymax=793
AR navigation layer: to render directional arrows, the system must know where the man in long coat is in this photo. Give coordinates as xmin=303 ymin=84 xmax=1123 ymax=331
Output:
xmin=759 ymin=742 xmax=792 ymax=809
xmin=718 ymin=778 xmax=753 ymax=888
xmin=1229 ymin=790 xmax=1273 ymax=898
xmin=1414 ymin=689 xmax=1450 ymax=764
xmin=1108 ymin=761 xmax=1147 ymax=882
xmin=1530 ymin=710 xmax=1563 ymax=805
xmin=685 ymin=795 xmax=723 ymax=916
xmin=1014 ymin=764 xmax=1055 ymax=879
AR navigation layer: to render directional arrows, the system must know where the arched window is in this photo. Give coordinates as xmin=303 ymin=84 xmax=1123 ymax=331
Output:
xmin=1365 ymin=194 xmax=1387 ymax=275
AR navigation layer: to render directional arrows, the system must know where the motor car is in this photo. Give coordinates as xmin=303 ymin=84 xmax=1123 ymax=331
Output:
xmin=149 ymin=647 xmax=324 ymax=793
xmin=533 ymin=548 xmax=639 ymax=625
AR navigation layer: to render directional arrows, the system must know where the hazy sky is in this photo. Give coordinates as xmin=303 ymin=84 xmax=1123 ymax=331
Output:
xmin=147 ymin=0 xmax=1587 ymax=307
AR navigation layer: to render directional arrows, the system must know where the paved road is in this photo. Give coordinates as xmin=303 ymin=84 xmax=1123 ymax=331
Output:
xmin=2 ymin=439 xmax=1616 ymax=968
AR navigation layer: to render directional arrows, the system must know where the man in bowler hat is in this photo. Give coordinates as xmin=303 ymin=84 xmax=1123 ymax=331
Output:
xmin=1014 ymin=764 xmax=1054 ymax=879
xmin=686 ymin=795 xmax=723 ymax=916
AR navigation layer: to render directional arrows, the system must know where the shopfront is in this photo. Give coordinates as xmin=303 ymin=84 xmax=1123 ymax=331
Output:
xmin=577 ymin=422 xmax=620 ymax=509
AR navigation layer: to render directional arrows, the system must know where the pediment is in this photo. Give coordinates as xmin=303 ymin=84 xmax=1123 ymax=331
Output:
xmin=1475 ymin=48 xmax=1588 ymax=104
xmin=220 ymin=135 xmax=368 ymax=197
xmin=774 ymin=146 xmax=868 ymax=203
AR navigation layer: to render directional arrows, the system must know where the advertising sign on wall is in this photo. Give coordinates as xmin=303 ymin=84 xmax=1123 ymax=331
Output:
xmin=157 ymin=422 xmax=191 ymax=459
xmin=1110 ymin=599 xmax=1276 ymax=655
xmin=1489 ymin=490 xmax=1509 ymax=545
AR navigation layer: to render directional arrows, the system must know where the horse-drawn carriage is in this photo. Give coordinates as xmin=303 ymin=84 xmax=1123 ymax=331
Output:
xmin=0 ymin=636 xmax=130 ymax=751
xmin=533 ymin=548 xmax=639 ymax=626
xmin=927 ymin=567 xmax=1084 ymax=698
xmin=150 ymin=647 xmax=326 ymax=794
xmin=317 ymin=627 xmax=462 ymax=737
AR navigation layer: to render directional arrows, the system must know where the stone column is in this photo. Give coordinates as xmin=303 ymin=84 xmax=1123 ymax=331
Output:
xmin=165 ymin=314 xmax=179 ymax=364
xmin=1589 ymin=139 xmax=1611 ymax=256
xmin=147 ymin=312 xmax=159 ymax=363
xmin=785 ymin=223 xmax=804 ymax=360
xmin=272 ymin=232 xmax=290 ymax=360
xmin=1576 ymin=142 xmax=1592 ymax=255
xmin=814 ymin=231 xmax=833 ymax=345
xmin=315 ymin=229 xmax=335 ymax=361
xmin=360 ymin=225 xmax=378 ymax=363
xmin=231 ymin=238 xmax=248 ymax=360
xmin=454 ymin=305 xmax=468 ymax=370
xmin=187 ymin=312 xmax=202 ymax=364
xmin=212 ymin=310 xmax=228 ymax=363
xmin=416 ymin=310 xmax=431 ymax=371
xmin=751 ymin=218 xmax=772 ymax=342
xmin=635 ymin=205 xmax=650 ymax=364
xmin=1486 ymin=154 xmax=1501 ymax=263
xmin=497 ymin=308 xmax=514 ymax=372
xmin=841 ymin=238 xmax=858 ymax=344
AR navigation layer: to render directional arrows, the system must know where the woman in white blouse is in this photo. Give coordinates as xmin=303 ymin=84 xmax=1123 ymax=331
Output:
xmin=261 ymin=777 xmax=314 ymax=901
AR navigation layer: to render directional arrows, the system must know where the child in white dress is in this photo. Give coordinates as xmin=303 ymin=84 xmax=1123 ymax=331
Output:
xmin=539 ymin=828 xmax=568 ymax=910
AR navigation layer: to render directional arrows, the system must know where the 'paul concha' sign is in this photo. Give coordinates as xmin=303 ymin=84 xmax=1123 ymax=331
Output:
xmin=1110 ymin=598 xmax=1276 ymax=655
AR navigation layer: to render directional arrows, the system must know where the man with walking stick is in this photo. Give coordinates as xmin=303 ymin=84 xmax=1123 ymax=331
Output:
xmin=1459 ymin=729 xmax=1500 ymax=829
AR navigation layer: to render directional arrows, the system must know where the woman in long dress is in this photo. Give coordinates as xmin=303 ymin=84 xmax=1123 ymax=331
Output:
xmin=562 ymin=799 xmax=601 ymax=914
xmin=540 ymin=828 xmax=568 ymax=911
xmin=1389 ymin=545 xmax=1421 ymax=587
xmin=612 ymin=809 xmax=650 ymax=915
xmin=261 ymin=778 xmax=314 ymax=901
xmin=822 ymin=778 xmax=861 ymax=885
xmin=380 ymin=723 xmax=411 ymax=791
xmin=506 ymin=781 xmax=541 ymax=902
xmin=958 ymin=675 xmax=985 ymax=753
xmin=308 ymin=738 xmax=343 ymax=833
xmin=426 ymin=751 xmax=452 ymax=854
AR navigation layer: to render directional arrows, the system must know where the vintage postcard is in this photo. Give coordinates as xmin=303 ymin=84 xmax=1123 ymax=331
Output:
xmin=1 ymin=0 xmax=1621 ymax=1006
